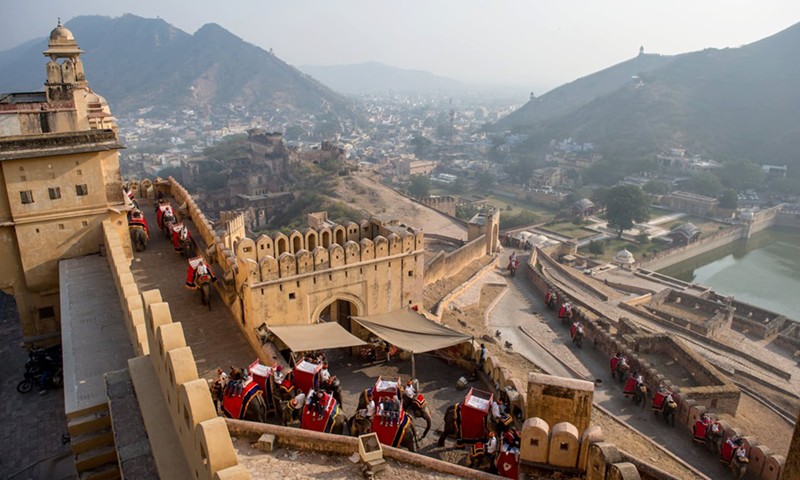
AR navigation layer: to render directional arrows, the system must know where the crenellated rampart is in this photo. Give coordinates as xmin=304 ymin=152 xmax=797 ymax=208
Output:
xmin=102 ymin=219 xmax=250 ymax=479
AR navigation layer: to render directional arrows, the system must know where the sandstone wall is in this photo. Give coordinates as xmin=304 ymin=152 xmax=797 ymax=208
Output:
xmin=424 ymin=234 xmax=487 ymax=285
xmin=525 ymin=247 xmax=786 ymax=480
xmin=102 ymin=219 xmax=249 ymax=479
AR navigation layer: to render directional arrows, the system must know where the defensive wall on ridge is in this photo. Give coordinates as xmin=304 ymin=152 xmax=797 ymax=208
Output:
xmin=523 ymin=247 xmax=787 ymax=480
xmin=102 ymin=219 xmax=250 ymax=480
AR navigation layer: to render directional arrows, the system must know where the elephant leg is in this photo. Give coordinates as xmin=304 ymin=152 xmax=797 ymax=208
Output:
xmin=437 ymin=428 xmax=449 ymax=447
xmin=420 ymin=409 xmax=432 ymax=439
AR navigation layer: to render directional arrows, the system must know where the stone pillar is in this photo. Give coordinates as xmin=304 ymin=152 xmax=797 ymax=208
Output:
xmin=548 ymin=422 xmax=580 ymax=468
xmin=586 ymin=442 xmax=621 ymax=480
xmin=608 ymin=462 xmax=641 ymax=480
xmin=578 ymin=426 xmax=604 ymax=471
xmin=520 ymin=417 xmax=549 ymax=464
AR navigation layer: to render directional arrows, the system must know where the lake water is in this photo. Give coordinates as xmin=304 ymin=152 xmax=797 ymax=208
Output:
xmin=658 ymin=227 xmax=800 ymax=319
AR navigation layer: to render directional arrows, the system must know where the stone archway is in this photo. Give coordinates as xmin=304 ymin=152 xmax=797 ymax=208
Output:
xmin=313 ymin=294 xmax=364 ymax=333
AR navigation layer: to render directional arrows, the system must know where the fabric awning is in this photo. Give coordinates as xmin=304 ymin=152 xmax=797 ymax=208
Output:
xmin=352 ymin=309 xmax=472 ymax=354
xmin=269 ymin=322 xmax=366 ymax=352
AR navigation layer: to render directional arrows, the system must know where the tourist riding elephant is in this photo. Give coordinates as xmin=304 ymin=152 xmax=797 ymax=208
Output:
xmin=348 ymin=414 xmax=418 ymax=452
xmin=320 ymin=378 xmax=344 ymax=406
xmin=209 ymin=379 xmax=268 ymax=423
xmin=613 ymin=361 xmax=630 ymax=383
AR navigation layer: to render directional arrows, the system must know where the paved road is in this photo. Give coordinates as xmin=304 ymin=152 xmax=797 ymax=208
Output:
xmin=487 ymin=252 xmax=740 ymax=479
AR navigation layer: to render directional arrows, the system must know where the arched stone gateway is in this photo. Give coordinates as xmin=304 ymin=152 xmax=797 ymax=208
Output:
xmin=232 ymin=216 xmax=438 ymax=351
xmin=313 ymin=295 xmax=364 ymax=334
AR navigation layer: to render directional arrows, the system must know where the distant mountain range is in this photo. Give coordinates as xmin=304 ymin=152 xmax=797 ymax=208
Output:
xmin=299 ymin=61 xmax=463 ymax=93
xmin=493 ymin=21 xmax=800 ymax=167
xmin=0 ymin=14 xmax=355 ymax=119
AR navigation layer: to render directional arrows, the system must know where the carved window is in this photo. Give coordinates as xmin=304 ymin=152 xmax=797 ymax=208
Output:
xmin=75 ymin=184 xmax=88 ymax=196
xmin=20 ymin=190 xmax=34 ymax=204
xmin=48 ymin=187 xmax=61 ymax=200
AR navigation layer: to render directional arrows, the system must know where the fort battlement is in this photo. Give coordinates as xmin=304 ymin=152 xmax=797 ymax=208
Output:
xmin=101 ymin=219 xmax=249 ymax=479
xmin=523 ymin=248 xmax=786 ymax=479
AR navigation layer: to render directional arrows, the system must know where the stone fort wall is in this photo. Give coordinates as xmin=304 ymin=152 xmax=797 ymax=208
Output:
xmin=102 ymin=220 xmax=250 ymax=480
xmin=524 ymin=248 xmax=787 ymax=480
xmin=424 ymin=234 xmax=487 ymax=286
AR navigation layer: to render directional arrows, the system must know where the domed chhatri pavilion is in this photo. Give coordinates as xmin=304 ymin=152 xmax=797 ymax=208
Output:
xmin=613 ymin=248 xmax=635 ymax=268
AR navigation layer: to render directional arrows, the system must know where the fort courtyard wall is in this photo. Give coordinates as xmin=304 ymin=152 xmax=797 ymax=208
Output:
xmin=523 ymin=248 xmax=786 ymax=479
xmin=424 ymin=233 xmax=487 ymax=285
xmin=102 ymin=219 xmax=250 ymax=479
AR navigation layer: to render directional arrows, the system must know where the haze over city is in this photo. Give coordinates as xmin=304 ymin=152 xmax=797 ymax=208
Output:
xmin=2 ymin=0 xmax=800 ymax=91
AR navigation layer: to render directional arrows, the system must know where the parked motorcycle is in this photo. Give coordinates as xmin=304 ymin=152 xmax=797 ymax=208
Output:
xmin=18 ymin=364 xmax=63 ymax=394
xmin=18 ymin=344 xmax=63 ymax=394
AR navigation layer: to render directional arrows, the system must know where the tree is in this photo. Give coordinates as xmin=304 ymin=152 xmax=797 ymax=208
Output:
xmin=606 ymin=185 xmax=650 ymax=238
xmin=591 ymin=186 xmax=610 ymax=209
xmin=643 ymin=180 xmax=670 ymax=195
xmin=687 ymin=172 xmax=723 ymax=197
xmin=717 ymin=160 xmax=764 ymax=191
xmin=157 ymin=166 xmax=182 ymax=181
xmin=410 ymin=133 xmax=432 ymax=159
xmin=588 ymin=240 xmax=605 ymax=257
xmin=448 ymin=176 xmax=468 ymax=194
xmin=718 ymin=189 xmax=738 ymax=209
xmin=408 ymin=175 xmax=430 ymax=198
xmin=476 ymin=172 xmax=495 ymax=190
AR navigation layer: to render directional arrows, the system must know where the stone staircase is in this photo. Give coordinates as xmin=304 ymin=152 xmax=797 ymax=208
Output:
xmin=66 ymin=404 xmax=120 ymax=480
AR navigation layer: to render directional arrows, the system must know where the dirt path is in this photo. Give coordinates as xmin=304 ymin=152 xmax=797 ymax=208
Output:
xmin=336 ymin=172 xmax=467 ymax=239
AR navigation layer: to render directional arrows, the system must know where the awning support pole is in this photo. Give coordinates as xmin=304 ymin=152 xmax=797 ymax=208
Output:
xmin=411 ymin=353 xmax=416 ymax=380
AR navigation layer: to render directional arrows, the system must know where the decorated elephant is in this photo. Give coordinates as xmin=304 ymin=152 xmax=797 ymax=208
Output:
xmin=130 ymin=225 xmax=148 ymax=252
xmin=348 ymin=413 xmax=418 ymax=452
xmin=210 ymin=377 xmax=268 ymax=423
xmin=403 ymin=394 xmax=433 ymax=439
xmin=437 ymin=403 xmax=470 ymax=447
xmin=357 ymin=387 xmax=431 ymax=439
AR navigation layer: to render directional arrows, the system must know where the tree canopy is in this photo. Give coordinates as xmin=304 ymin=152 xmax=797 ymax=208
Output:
xmin=408 ymin=174 xmax=431 ymax=198
xmin=606 ymin=184 xmax=650 ymax=238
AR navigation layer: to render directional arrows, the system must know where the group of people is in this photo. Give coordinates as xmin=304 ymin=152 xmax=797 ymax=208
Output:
xmin=355 ymin=378 xmax=419 ymax=427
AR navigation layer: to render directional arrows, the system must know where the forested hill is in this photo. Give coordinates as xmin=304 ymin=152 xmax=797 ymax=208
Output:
xmin=496 ymin=21 xmax=800 ymax=168
xmin=0 ymin=15 xmax=355 ymax=119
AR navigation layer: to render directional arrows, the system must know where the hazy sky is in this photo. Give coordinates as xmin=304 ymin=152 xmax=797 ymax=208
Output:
xmin=2 ymin=1 xmax=799 ymax=91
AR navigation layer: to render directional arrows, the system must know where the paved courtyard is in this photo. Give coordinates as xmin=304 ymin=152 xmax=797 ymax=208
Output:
xmin=0 ymin=293 xmax=74 ymax=480
xmin=128 ymin=205 xmax=254 ymax=380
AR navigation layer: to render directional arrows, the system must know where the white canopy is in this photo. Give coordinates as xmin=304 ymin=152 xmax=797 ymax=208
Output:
xmin=352 ymin=309 xmax=472 ymax=354
xmin=268 ymin=322 xmax=366 ymax=352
